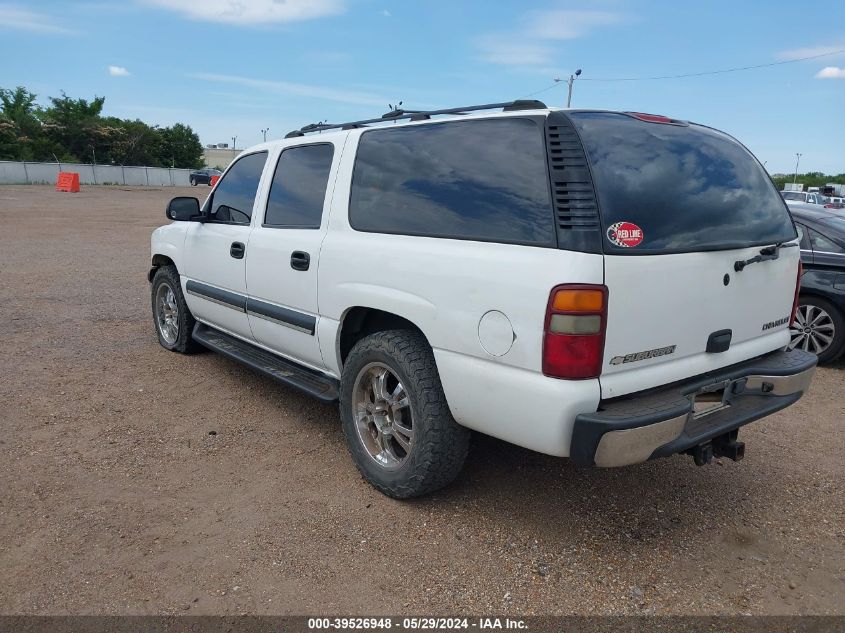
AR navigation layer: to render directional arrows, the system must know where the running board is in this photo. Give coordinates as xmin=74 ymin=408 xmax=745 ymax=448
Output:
xmin=192 ymin=323 xmax=339 ymax=402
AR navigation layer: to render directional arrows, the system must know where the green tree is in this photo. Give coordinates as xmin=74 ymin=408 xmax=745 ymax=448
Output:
xmin=41 ymin=91 xmax=106 ymax=162
xmin=0 ymin=86 xmax=42 ymax=160
xmin=100 ymin=117 xmax=161 ymax=166
xmin=772 ymin=172 xmax=845 ymax=191
xmin=0 ymin=115 xmax=18 ymax=160
xmin=157 ymin=123 xmax=204 ymax=169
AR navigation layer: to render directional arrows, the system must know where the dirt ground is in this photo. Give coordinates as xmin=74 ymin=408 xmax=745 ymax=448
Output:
xmin=0 ymin=184 xmax=843 ymax=616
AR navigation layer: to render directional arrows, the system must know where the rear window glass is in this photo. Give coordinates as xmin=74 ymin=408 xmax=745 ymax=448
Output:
xmin=349 ymin=118 xmax=556 ymax=246
xmin=569 ymin=112 xmax=796 ymax=253
xmin=782 ymin=192 xmax=805 ymax=201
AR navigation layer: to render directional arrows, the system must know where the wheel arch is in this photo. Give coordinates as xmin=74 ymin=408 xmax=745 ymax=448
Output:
xmin=798 ymin=289 xmax=845 ymax=314
xmin=148 ymin=254 xmax=176 ymax=282
xmin=337 ymin=306 xmax=432 ymax=368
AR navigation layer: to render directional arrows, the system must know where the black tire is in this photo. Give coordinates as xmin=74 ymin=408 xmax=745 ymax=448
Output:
xmin=340 ymin=330 xmax=470 ymax=499
xmin=190 ymin=177 xmax=196 ymax=186
xmin=150 ymin=265 xmax=200 ymax=353
xmin=792 ymin=295 xmax=845 ymax=363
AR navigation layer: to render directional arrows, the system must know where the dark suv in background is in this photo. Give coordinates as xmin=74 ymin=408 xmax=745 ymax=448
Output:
xmin=790 ymin=202 xmax=845 ymax=362
xmin=189 ymin=168 xmax=222 ymax=186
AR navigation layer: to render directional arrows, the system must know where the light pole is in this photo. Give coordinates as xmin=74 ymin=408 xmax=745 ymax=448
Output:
xmin=568 ymin=69 xmax=582 ymax=107
xmin=232 ymin=136 xmax=237 ymax=150
xmin=261 ymin=127 xmax=269 ymax=142
xmin=554 ymin=69 xmax=582 ymax=107
xmin=794 ymin=153 xmax=802 ymax=184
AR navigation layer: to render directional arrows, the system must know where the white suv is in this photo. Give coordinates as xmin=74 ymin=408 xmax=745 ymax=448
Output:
xmin=782 ymin=191 xmax=825 ymax=205
xmin=150 ymin=101 xmax=816 ymax=498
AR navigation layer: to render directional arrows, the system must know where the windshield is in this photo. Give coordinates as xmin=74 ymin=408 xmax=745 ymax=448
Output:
xmin=782 ymin=192 xmax=806 ymax=201
xmin=569 ymin=112 xmax=797 ymax=253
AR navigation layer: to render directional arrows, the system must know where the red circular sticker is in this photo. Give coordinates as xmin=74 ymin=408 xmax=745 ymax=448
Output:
xmin=607 ymin=221 xmax=644 ymax=248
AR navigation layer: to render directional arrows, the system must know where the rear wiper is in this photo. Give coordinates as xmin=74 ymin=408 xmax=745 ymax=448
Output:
xmin=734 ymin=241 xmax=798 ymax=272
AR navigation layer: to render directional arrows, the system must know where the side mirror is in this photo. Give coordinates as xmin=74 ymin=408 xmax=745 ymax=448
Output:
xmin=166 ymin=196 xmax=202 ymax=221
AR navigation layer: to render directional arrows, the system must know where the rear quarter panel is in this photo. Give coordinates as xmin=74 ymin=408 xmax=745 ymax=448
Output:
xmin=316 ymin=130 xmax=605 ymax=454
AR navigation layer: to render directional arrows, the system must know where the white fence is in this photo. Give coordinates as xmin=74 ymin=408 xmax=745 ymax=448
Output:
xmin=0 ymin=161 xmax=193 ymax=186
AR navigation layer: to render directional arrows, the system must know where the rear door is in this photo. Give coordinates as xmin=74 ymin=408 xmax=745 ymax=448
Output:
xmin=245 ymin=141 xmax=342 ymax=370
xmin=567 ymin=112 xmax=800 ymax=398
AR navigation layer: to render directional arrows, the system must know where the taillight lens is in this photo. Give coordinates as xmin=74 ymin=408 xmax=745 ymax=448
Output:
xmin=543 ymin=285 xmax=608 ymax=379
xmin=790 ymin=261 xmax=803 ymax=326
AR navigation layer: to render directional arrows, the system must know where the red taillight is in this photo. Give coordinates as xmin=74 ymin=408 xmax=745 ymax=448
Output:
xmin=543 ymin=284 xmax=608 ymax=379
xmin=790 ymin=261 xmax=803 ymax=326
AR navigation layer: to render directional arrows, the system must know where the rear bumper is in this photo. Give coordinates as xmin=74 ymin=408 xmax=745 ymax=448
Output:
xmin=570 ymin=348 xmax=817 ymax=467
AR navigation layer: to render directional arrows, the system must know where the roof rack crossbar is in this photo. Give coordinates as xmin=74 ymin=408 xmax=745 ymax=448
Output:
xmin=284 ymin=99 xmax=546 ymax=138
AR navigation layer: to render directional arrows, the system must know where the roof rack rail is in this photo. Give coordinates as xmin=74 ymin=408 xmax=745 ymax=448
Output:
xmin=284 ymin=99 xmax=547 ymax=138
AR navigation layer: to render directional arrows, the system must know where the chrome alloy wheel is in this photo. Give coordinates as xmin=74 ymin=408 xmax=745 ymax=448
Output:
xmin=155 ymin=282 xmax=179 ymax=345
xmin=352 ymin=362 xmax=413 ymax=469
xmin=789 ymin=304 xmax=835 ymax=355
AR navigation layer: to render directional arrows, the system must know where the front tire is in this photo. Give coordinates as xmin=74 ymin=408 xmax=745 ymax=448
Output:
xmin=789 ymin=295 xmax=845 ymax=363
xmin=190 ymin=177 xmax=196 ymax=186
xmin=151 ymin=265 xmax=199 ymax=353
xmin=340 ymin=330 xmax=470 ymax=499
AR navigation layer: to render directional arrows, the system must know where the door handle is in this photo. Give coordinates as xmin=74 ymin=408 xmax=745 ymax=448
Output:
xmin=230 ymin=242 xmax=245 ymax=259
xmin=290 ymin=251 xmax=310 ymax=271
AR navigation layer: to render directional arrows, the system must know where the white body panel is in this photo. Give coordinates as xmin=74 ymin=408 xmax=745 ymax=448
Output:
xmin=182 ymin=221 xmax=253 ymax=337
xmin=600 ymin=247 xmax=798 ymax=398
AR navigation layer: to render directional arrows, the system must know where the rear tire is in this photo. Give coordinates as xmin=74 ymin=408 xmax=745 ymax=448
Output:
xmin=151 ymin=265 xmax=200 ymax=353
xmin=789 ymin=295 xmax=845 ymax=363
xmin=340 ymin=330 xmax=470 ymax=499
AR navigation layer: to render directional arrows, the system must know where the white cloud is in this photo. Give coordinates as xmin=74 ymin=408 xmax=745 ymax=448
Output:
xmin=143 ymin=0 xmax=344 ymax=24
xmin=776 ymin=44 xmax=845 ymax=61
xmin=816 ymin=66 xmax=845 ymax=79
xmin=108 ymin=65 xmax=130 ymax=77
xmin=523 ymin=9 xmax=624 ymax=40
xmin=0 ymin=4 xmax=76 ymax=33
xmin=475 ymin=7 xmax=626 ymax=68
xmin=475 ymin=34 xmax=555 ymax=67
xmin=190 ymin=72 xmax=387 ymax=106
xmin=381 ymin=9 xmax=391 ymax=17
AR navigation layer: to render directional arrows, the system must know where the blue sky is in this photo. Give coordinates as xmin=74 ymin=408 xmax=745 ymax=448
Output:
xmin=2 ymin=0 xmax=843 ymax=174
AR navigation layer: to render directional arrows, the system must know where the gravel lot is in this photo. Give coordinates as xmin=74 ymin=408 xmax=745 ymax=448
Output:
xmin=0 ymin=185 xmax=843 ymax=616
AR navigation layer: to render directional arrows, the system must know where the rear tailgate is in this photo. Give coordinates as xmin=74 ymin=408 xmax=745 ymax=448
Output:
xmin=601 ymin=247 xmax=798 ymax=398
xmin=566 ymin=111 xmax=799 ymax=399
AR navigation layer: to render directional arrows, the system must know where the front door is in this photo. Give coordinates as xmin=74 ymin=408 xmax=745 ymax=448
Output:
xmin=246 ymin=141 xmax=341 ymax=370
xmin=182 ymin=151 xmax=269 ymax=340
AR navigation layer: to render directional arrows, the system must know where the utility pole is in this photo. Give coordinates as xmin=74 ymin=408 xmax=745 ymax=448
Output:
xmin=232 ymin=136 xmax=237 ymax=150
xmin=554 ymin=69 xmax=582 ymax=107
xmin=261 ymin=127 xmax=269 ymax=142
xmin=794 ymin=153 xmax=802 ymax=183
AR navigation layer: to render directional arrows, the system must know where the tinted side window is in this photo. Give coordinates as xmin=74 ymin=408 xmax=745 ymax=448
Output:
xmin=796 ymin=224 xmax=811 ymax=250
xmin=808 ymin=227 xmax=845 ymax=253
xmin=209 ymin=152 xmax=268 ymax=224
xmin=349 ymin=118 xmax=555 ymax=246
xmin=265 ymin=144 xmax=334 ymax=228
